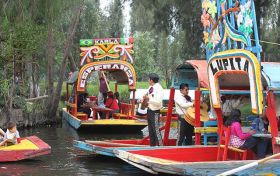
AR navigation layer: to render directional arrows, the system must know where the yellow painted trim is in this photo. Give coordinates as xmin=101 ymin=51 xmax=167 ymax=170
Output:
xmin=77 ymin=60 xmax=137 ymax=91
xmin=194 ymin=127 xmax=218 ymax=133
xmin=220 ymin=145 xmax=246 ymax=153
xmin=208 ymin=49 xmax=263 ymax=114
xmin=81 ymin=119 xmax=147 ymax=126
xmin=0 ymin=139 xmax=39 ymax=151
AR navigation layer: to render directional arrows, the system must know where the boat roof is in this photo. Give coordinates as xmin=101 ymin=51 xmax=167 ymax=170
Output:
xmin=67 ymin=69 xmax=133 ymax=85
xmin=174 ymin=60 xmax=280 ymax=90
xmin=262 ymin=62 xmax=280 ymax=90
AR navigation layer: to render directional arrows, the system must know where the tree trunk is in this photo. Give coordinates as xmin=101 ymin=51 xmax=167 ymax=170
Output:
xmin=47 ymin=4 xmax=82 ymax=119
xmin=45 ymin=25 xmax=55 ymax=120
xmin=68 ymin=52 xmax=77 ymax=72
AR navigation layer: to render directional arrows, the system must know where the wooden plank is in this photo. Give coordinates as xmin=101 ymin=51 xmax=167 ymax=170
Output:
xmin=194 ymin=127 xmax=218 ymax=133
xmin=220 ymin=145 xmax=246 ymax=153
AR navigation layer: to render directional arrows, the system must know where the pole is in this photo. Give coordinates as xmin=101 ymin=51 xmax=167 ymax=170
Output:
xmin=131 ymin=90 xmax=136 ymax=117
xmin=101 ymin=71 xmax=111 ymax=91
xmin=217 ymin=153 xmax=280 ymax=176
xmin=163 ymin=88 xmax=175 ymax=146
xmin=194 ymin=89 xmax=201 ymax=145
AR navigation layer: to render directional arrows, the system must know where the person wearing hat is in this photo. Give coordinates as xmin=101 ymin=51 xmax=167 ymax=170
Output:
xmin=139 ymin=73 xmax=164 ymax=146
xmin=174 ymin=83 xmax=194 ymax=146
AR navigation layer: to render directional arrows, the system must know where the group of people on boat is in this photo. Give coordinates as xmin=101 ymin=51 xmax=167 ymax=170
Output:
xmin=0 ymin=122 xmax=20 ymax=146
xmin=137 ymin=73 xmax=280 ymax=159
xmin=76 ymin=72 xmax=120 ymax=119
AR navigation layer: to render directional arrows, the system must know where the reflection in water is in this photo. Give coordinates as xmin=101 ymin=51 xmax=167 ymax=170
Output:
xmin=0 ymin=120 xmax=151 ymax=176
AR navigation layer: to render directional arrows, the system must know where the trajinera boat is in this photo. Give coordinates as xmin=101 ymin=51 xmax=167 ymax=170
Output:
xmin=63 ymin=37 xmax=148 ymax=132
xmin=0 ymin=136 xmax=51 ymax=162
xmin=111 ymin=0 xmax=280 ymax=175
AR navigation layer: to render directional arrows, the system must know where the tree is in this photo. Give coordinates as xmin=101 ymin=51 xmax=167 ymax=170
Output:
xmin=108 ymin=0 xmax=124 ymax=37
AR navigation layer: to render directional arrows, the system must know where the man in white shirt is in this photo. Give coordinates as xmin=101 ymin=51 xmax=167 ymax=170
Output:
xmin=174 ymin=83 xmax=194 ymax=146
xmin=139 ymin=73 xmax=164 ymax=146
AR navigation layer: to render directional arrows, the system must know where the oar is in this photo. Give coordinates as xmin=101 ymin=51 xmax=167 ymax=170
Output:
xmin=101 ymin=71 xmax=111 ymax=91
xmin=217 ymin=152 xmax=280 ymax=176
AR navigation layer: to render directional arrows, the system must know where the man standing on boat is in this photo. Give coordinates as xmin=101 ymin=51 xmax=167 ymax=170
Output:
xmin=174 ymin=83 xmax=194 ymax=146
xmin=139 ymin=73 xmax=164 ymax=146
xmin=98 ymin=71 xmax=109 ymax=104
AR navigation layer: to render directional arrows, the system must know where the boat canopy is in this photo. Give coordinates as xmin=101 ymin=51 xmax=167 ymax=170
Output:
xmin=262 ymin=62 xmax=280 ymax=90
xmin=172 ymin=60 xmax=280 ymax=91
xmin=109 ymin=70 xmax=131 ymax=85
xmin=172 ymin=60 xmax=208 ymax=89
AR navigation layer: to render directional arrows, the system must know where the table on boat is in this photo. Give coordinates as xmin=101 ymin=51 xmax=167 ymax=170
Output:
xmin=92 ymin=107 xmax=112 ymax=119
xmin=252 ymin=133 xmax=272 ymax=138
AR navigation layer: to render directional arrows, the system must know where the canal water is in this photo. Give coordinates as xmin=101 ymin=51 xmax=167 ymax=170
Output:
xmin=0 ymin=120 xmax=152 ymax=176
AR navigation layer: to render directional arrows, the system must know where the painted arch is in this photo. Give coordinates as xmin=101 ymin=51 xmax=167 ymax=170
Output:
xmin=77 ymin=60 xmax=136 ymax=92
xmin=208 ymin=49 xmax=263 ymax=114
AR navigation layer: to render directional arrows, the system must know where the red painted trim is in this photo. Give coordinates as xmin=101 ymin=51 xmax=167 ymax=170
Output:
xmin=131 ymin=90 xmax=136 ymax=116
xmin=214 ymin=108 xmax=223 ymax=134
xmin=128 ymin=146 xmax=256 ymax=162
xmin=266 ymin=91 xmax=280 ymax=154
xmin=130 ymin=147 xmax=218 ymax=162
xmin=0 ymin=136 xmax=51 ymax=162
xmin=66 ymin=83 xmax=69 ymax=111
xmin=163 ymin=88 xmax=175 ymax=145
xmin=195 ymin=90 xmax=201 ymax=145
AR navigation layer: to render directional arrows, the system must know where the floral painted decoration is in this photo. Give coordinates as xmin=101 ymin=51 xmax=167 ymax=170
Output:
xmin=237 ymin=0 xmax=253 ymax=37
xmin=201 ymin=10 xmax=211 ymax=29
xmin=202 ymin=0 xmax=210 ymax=11
xmin=203 ymin=31 xmax=209 ymax=44
xmin=208 ymin=1 xmax=217 ymax=19
xmin=211 ymin=29 xmax=221 ymax=48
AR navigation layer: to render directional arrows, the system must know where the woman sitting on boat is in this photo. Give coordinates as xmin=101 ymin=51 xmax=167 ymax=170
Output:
xmin=224 ymin=109 xmax=267 ymax=158
xmin=105 ymin=91 xmax=119 ymax=117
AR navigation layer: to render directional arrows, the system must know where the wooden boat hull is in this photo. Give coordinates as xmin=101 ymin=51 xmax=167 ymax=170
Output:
xmin=63 ymin=108 xmax=147 ymax=132
xmin=73 ymin=139 xmax=177 ymax=157
xmin=0 ymin=136 xmax=51 ymax=162
xmin=114 ymin=146 xmax=280 ymax=175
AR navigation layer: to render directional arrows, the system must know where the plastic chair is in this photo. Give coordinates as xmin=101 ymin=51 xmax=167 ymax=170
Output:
xmin=203 ymin=120 xmax=218 ymax=145
xmin=113 ymin=103 xmax=132 ymax=119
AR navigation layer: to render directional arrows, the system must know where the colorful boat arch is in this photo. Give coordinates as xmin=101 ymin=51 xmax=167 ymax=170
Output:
xmin=208 ymin=49 xmax=263 ymax=114
xmin=77 ymin=60 xmax=137 ymax=92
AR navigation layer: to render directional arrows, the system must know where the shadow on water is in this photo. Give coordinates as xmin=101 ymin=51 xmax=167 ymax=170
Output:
xmin=0 ymin=119 xmax=154 ymax=176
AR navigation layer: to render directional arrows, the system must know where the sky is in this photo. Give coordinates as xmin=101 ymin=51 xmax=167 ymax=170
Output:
xmin=99 ymin=0 xmax=131 ymax=37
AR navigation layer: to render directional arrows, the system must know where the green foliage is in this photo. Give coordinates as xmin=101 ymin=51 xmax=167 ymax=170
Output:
xmin=0 ymin=79 xmax=10 ymax=107
xmin=133 ymin=32 xmax=158 ymax=81
xmin=12 ymin=96 xmax=26 ymax=109
xmin=0 ymin=0 xmax=279 ymax=122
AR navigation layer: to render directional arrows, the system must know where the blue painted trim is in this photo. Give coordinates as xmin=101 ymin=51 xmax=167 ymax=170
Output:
xmin=63 ymin=110 xmax=81 ymax=129
xmin=73 ymin=140 xmax=95 ymax=152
